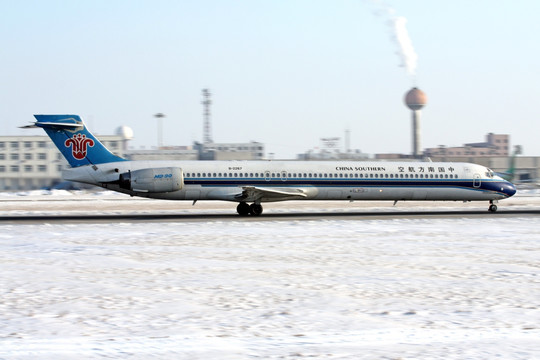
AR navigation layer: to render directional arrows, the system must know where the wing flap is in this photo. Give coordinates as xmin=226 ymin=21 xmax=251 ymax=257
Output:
xmin=236 ymin=186 xmax=310 ymax=202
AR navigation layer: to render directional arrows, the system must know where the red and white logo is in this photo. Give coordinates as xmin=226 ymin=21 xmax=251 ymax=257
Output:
xmin=65 ymin=133 xmax=94 ymax=160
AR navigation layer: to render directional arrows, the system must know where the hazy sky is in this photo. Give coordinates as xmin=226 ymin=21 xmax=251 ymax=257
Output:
xmin=2 ymin=0 xmax=540 ymax=158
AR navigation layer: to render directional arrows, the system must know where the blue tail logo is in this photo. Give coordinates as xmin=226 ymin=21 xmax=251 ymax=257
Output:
xmin=32 ymin=114 xmax=126 ymax=167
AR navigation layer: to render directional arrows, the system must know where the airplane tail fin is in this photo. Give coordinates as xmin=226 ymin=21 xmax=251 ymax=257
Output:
xmin=497 ymin=145 xmax=522 ymax=182
xmin=26 ymin=115 xmax=126 ymax=167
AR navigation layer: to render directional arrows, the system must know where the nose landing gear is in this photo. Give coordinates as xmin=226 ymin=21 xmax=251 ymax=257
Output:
xmin=236 ymin=202 xmax=263 ymax=216
xmin=488 ymin=200 xmax=498 ymax=212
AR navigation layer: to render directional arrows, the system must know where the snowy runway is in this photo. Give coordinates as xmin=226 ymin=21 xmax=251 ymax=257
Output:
xmin=1 ymin=209 xmax=540 ymax=359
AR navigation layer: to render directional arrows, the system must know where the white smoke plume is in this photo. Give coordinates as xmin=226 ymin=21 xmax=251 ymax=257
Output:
xmin=391 ymin=16 xmax=418 ymax=76
xmin=370 ymin=1 xmax=418 ymax=76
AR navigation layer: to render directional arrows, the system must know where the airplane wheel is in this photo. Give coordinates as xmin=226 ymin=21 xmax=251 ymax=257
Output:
xmin=237 ymin=202 xmax=250 ymax=216
xmin=489 ymin=204 xmax=498 ymax=212
xmin=250 ymin=203 xmax=263 ymax=216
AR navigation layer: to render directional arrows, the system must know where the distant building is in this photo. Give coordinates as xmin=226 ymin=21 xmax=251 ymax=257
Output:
xmin=374 ymin=153 xmax=415 ymax=160
xmin=424 ymin=133 xmax=510 ymax=157
xmin=0 ymin=133 xmax=265 ymax=191
xmin=128 ymin=146 xmax=198 ymax=161
xmin=0 ymin=134 xmax=127 ymax=191
xmin=375 ymin=133 xmax=510 ymax=160
xmin=130 ymin=141 xmax=265 ymax=162
xmin=297 ymin=136 xmax=370 ymax=161
xmin=194 ymin=141 xmax=265 ymax=161
xmin=297 ymin=149 xmax=370 ymax=161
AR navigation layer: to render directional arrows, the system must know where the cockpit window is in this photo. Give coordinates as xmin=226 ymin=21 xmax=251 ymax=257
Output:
xmin=485 ymin=169 xmax=494 ymax=178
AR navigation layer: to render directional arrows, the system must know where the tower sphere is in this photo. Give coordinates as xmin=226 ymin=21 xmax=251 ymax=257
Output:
xmin=115 ymin=125 xmax=134 ymax=140
xmin=404 ymin=87 xmax=427 ymax=110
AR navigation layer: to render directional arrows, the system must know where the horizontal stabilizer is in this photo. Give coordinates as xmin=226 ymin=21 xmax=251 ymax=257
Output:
xmin=37 ymin=121 xmax=83 ymax=128
xmin=20 ymin=122 xmax=84 ymax=129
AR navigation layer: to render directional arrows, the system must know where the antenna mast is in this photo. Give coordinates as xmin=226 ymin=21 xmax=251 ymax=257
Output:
xmin=202 ymin=89 xmax=213 ymax=144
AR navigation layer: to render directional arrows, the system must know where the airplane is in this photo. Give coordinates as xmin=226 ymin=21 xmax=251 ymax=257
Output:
xmin=496 ymin=145 xmax=540 ymax=188
xmin=496 ymin=145 xmax=521 ymax=182
xmin=23 ymin=114 xmax=517 ymax=215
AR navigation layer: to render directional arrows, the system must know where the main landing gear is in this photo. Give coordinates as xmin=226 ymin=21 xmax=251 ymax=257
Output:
xmin=236 ymin=202 xmax=263 ymax=216
xmin=488 ymin=200 xmax=498 ymax=212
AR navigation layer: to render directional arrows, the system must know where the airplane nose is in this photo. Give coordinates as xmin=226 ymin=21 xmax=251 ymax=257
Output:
xmin=503 ymin=182 xmax=517 ymax=197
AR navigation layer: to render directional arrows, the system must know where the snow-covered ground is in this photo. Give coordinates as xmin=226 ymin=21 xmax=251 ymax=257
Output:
xmin=1 ymin=191 xmax=539 ymax=359
xmin=1 ymin=188 xmax=540 ymax=216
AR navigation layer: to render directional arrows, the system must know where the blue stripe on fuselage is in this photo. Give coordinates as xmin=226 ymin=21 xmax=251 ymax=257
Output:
xmin=182 ymin=178 xmax=511 ymax=196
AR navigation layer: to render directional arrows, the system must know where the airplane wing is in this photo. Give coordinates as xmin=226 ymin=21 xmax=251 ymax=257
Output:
xmin=235 ymin=186 xmax=310 ymax=202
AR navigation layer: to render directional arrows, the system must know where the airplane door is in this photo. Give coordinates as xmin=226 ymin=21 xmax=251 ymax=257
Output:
xmin=473 ymin=173 xmax=481 ymax=188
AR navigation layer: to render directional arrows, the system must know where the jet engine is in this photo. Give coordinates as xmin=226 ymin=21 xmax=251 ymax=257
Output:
xmin=118 ymin=167 xmax=183 ymax=193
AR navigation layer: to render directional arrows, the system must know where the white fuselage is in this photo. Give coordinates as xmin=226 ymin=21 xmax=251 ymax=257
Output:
xmin=63 ymin=160 xmax=515 ymax=203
